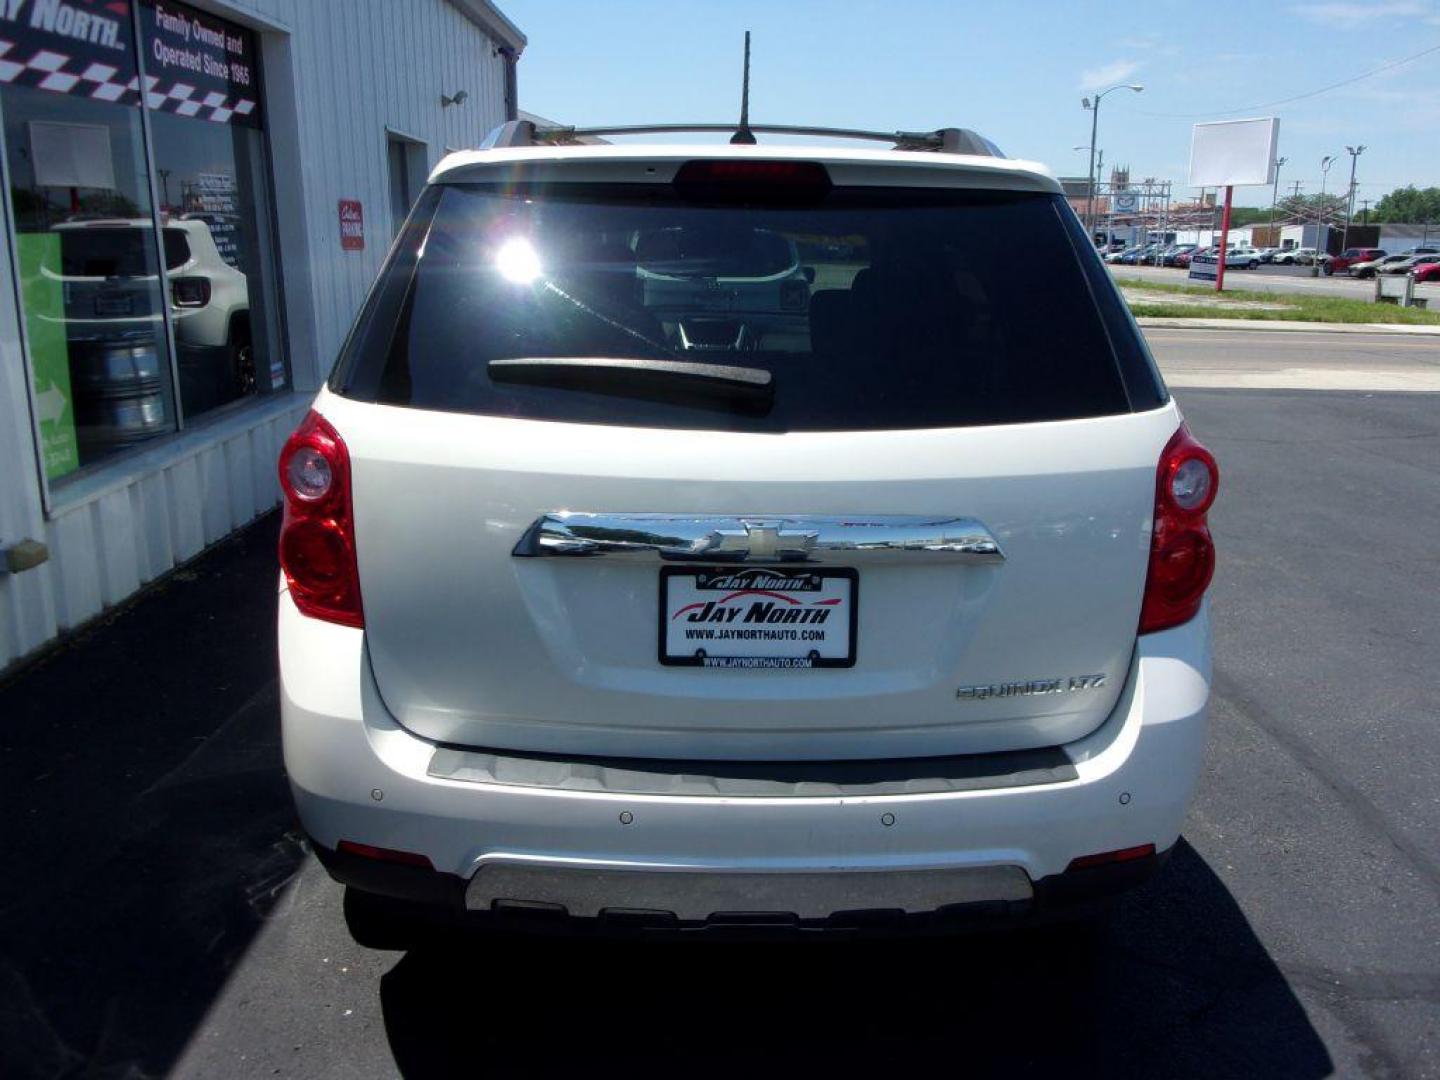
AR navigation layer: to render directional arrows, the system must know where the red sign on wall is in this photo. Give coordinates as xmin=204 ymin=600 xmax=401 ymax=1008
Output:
xmin=338 ymin=200 xmax=364 ymax=251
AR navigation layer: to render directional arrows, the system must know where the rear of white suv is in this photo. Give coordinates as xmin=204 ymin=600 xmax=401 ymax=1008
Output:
xmin=278 ymin=132 xmax=1217 ymax=934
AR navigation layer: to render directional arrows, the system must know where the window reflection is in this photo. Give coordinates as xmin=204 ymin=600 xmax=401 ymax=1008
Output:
xmin=1 ymin=0 xmax=285 ymax=485
xmin=3 ymin=84 xmax=175 ymax=476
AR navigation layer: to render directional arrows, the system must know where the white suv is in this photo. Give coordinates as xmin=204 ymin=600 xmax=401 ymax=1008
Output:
xmin=278 ymin=122 xmax=1217 ymax=937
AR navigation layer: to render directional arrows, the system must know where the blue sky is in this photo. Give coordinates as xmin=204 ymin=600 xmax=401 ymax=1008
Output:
xmin=503 ymin=0 xmax=1440 ymax=207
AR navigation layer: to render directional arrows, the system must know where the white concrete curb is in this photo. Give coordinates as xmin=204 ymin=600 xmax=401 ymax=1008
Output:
xmin=1135 ymin=317 xmax=1440 ymax=336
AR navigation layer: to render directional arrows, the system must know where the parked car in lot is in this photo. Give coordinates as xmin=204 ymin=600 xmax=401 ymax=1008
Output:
xmin=1162 ymin=244 xmax=1197 ymax=267
xmin=1119 ymin=244 xmax=1161 ymax=265
xmin=279 ymin=122 xmax=1218 ymax=938
xmin=1348 ymin=254 xmax=1410 ymax=278
xmin=1325 ymin=247 xmax=1386 ymax=276
xmin=1271 ymin=247 xmax=1304 ymax=266
xmin=1383 ymin=253 xmax=1440 ymax=275
xmin=1414 ymin=259 xmax=1440 ymax=283
xmin=1191 ymin=247 xmax=1260 ymax=269
xmin=1175 ymin=246 xmax=1208 ymax=269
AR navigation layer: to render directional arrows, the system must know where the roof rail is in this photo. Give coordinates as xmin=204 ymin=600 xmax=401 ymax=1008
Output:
xmin=478 ymin=120 xmax=1004 ymax=157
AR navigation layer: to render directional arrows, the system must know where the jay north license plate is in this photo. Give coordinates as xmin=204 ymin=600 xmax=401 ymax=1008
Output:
xmin=659 ymin=566 xmax=857 ymax=668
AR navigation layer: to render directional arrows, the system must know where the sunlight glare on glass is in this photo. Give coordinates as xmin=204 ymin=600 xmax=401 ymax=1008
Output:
xmin=495 ymin=237 xmax=543 ymax=284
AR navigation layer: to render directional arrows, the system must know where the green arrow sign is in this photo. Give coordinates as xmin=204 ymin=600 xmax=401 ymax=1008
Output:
xmin=17 ymin=233 xmax=80 ymax=481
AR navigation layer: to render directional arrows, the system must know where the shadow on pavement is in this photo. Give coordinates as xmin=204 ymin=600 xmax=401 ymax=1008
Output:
xmin=0 ymin=511 xmax=1333 ymax=1079
xmin=380 ymin=841 xmax=1333 ymax=1080
xmin=0 ymin=514 xmax=304 ymax=1080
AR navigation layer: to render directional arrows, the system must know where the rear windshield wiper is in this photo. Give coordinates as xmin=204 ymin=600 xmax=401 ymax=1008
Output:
xmin=487 ymin=356 xmax=774 ymax=412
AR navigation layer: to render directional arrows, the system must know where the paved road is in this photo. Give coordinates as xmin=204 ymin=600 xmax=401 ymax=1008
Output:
xmin=1113 ymin=262 xmax=1440 ymax=302
xmin=2 ymin=366 xmax=1438 ymax=1078
xmin=1146 ymin=326 xmax=1440 ymax=392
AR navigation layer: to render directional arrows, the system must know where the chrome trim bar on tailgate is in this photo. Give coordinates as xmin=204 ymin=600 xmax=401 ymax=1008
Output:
xmin=512 ymin=513 xmax=1005 ymax=564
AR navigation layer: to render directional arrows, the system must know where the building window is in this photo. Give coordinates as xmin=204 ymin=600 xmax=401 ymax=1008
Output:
xmin=1 ymin=0 xmax=286 ymax=489
xmin=387 ymin=134 xmax=426 ymax=237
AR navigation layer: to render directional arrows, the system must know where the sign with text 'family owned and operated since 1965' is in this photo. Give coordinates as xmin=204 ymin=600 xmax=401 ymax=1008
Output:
xmin=140 ymin=0 xmax=260 ymax=125
xmin=0 ymin=0 xmax=260 ymax=126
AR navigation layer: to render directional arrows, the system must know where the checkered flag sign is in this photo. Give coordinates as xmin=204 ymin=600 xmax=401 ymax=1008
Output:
xmin=0 ymin=37 xmax=258 ymax=123
xmin=0 ymin=38 xmax=139 ymax=104
xmin=144 ymin=74 xmax=256 ymax=123
xmin=0 ymin=0 xmax=261 ymax=127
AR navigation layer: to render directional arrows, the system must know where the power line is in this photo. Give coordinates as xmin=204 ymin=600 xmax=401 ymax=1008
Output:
xmin=1133 ymin=39 xmax=1440 ymax=119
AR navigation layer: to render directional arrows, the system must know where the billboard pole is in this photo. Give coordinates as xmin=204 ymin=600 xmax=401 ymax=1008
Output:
xmin=1215 ymin=186 xmax=1233 ymax=292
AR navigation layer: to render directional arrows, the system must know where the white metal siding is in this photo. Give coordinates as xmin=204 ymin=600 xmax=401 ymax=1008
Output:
xmin=224 ymin=0 xmax=509 ymax=381
xmin=0 ymin=0 xmax=515 ymax=671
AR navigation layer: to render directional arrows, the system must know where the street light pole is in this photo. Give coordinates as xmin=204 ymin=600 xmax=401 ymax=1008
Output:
xmin=1314 ymin=153 xmax=1336 ymax=277
xmin=1269 ymin=155 xmax=1287 ymax=238
xmin=1340 ymin=144 xmax=1365 ymax=253
xmin=1081 ymin=83 xmax=1143 ymax=241
xmin=1073 ymin=145 xmax=1101 ymax=244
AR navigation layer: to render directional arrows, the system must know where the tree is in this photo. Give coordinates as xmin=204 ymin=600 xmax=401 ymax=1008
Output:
xmin=1371 ymin=186 xmax=1440 ymax=224
xmin=1225 ymin=206 xmax=1278 ymax=227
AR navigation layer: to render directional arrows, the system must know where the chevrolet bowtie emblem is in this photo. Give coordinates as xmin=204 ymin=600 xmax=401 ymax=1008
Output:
xmin=711 ymin=520 xmax=820 ymax=561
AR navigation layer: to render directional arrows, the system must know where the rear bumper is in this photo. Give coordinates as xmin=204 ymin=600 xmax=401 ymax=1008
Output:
xmin=281 ymin=589 xmax=1210 ymax=924
xmin=311 ymin=837 xmax=1172 ymax=930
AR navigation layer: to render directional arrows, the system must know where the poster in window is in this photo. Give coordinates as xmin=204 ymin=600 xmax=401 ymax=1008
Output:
xmin=28 ymin=121 xmax=117 ymax=190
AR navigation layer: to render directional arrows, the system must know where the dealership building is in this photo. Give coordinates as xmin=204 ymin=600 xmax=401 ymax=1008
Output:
xmin=0 ymin=0 xmax=524 ymax=669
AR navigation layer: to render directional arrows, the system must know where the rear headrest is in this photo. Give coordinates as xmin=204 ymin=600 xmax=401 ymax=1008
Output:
xmin=634 ymin=229 xmax=682 ymax=266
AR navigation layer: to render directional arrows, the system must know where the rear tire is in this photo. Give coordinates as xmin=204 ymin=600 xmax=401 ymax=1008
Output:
xmin=229 ymin=316 xmax=255 ymax=397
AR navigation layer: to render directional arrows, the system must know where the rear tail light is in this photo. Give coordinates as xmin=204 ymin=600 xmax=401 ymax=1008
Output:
xmin=278 ymin=410 xmax=363 ymax=627
xmin=337 ymin=840 xmax=433 ymax=869
xmin=1066 ymin=843 xmax=1156 ymax=871
xmin=1139 ymin=423 xmax=1219 ymax=634
xmin=171 ymin=277 xmax=211 ymax=307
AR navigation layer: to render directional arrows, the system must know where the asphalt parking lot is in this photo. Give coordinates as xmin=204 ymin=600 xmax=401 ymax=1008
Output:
xmin=2 ymin=340 xmax=1438 ymax=1078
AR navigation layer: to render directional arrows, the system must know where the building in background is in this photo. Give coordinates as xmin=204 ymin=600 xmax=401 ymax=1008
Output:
xmin=0 ymin=0 xmax=524 ymax=669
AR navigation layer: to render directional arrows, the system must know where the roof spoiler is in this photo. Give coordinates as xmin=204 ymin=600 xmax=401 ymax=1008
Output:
xmin=479 ymin=121 xmax=1004 ymax=157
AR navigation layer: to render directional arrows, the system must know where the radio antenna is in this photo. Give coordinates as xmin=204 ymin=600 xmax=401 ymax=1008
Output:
xmin=731 ymin=31 xmax=757 ymax=144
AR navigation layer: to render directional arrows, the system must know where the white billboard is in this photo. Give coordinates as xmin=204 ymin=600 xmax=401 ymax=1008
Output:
xmin=1188 ymin=117 xmax=1280 ymax=187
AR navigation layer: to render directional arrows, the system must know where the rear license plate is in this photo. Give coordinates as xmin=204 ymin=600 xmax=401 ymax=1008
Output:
xmin=659 ymin=566 xmax=857 ymax=668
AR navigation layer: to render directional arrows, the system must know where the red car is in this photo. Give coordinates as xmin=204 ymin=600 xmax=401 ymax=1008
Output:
xmin=1413 ymin=259 xmax=1440 ymax=283
xmin=1324 ymin=247 xmax=1386 ymax=275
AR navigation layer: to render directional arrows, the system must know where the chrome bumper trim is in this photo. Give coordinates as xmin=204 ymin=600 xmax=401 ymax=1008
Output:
xmin=512 ymin=512 xmax=1005 ymax=564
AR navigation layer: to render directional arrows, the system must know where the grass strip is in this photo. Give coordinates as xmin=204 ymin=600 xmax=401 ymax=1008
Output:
xmin=1119 ymin=279 xmax=1440 ymax=325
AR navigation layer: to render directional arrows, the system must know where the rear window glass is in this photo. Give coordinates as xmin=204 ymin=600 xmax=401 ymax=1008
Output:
xmin=335 ymin=182 xmax=1153 ymax=432
xmin=163 ymin=228 xmax=191 ymax=270
xmin=56 ymin=226 xmax=189 ymax=275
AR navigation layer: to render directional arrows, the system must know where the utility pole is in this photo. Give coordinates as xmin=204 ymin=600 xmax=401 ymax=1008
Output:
xmin=1340 ymin=144 xmax=1365 ymax=252
xmin=1360 ymin=199 xmax=1370 ymax=225
xmin=1314 ymin=154 xmax=1336 ymax=276
xmin=1269 ymin=155 xmax=1288 ymax=239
